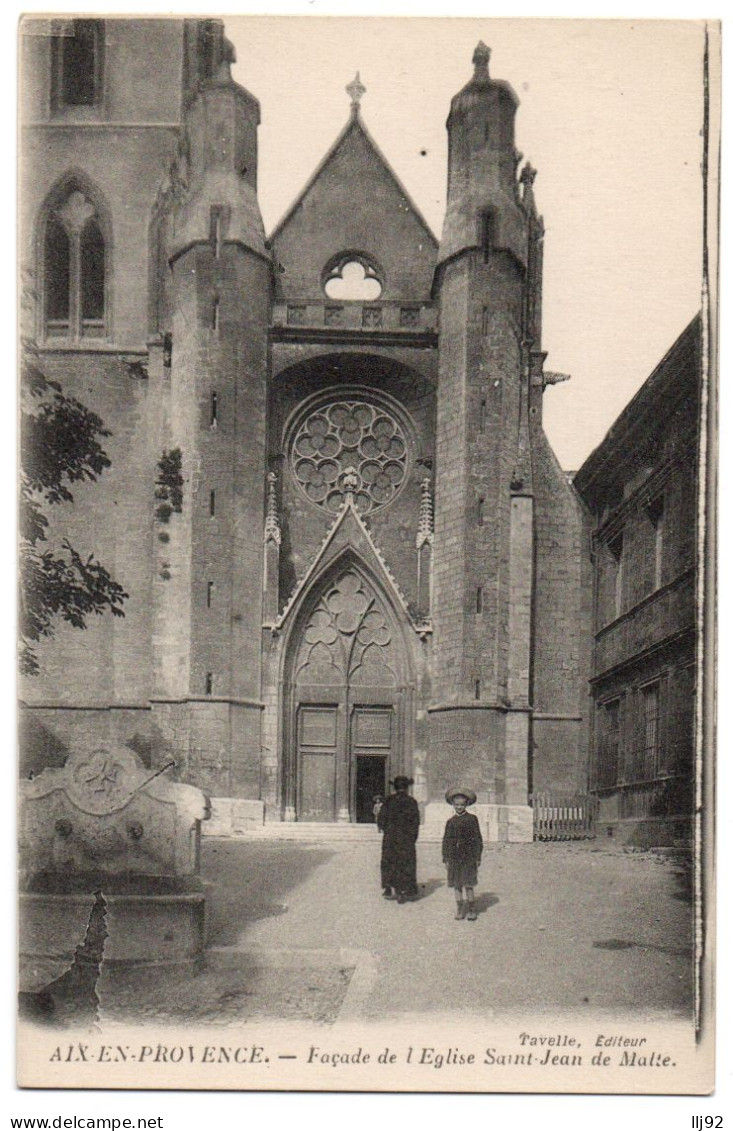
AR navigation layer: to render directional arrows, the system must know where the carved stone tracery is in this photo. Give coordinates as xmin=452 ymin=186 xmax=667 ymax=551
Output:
xmin=294 ymin=568 xmax=398 ymax=688
xmin=291 ymin=399 xmax=408 ymax=515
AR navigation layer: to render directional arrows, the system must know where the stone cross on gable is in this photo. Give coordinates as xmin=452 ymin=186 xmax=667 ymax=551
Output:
xmin=346 ymin=72 xmax=366 ymax=112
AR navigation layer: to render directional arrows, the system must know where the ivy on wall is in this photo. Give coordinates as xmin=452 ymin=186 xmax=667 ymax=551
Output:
xmin=155 ymin=449 xmax=183 ymax=575
xmin=155 ymin=449 xmax=183 ymax=524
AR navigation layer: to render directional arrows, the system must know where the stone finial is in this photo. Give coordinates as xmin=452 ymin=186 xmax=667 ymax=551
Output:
xmin=520 ymin=163 xmax=538 ymax=213
xmin=416 ymin=477 xmax=435 ymax=549
xmin=264 ymin=472 xmax=281 ymax=545
xmin=520 ymin=162 xmax=537 ymax=187
xmin=346 ymin=72 xmax=366 ymax=113
xmin=473 ymin=41 xmax=491 ymax=78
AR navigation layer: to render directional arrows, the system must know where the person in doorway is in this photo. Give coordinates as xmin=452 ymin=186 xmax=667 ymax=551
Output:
xmin=372 ymin=794 xmax=384 ymax=822
xmin=442 ymin=788 xmax=483 ymax=921
xmin=377 ymin=775 xmax=420 ymax=903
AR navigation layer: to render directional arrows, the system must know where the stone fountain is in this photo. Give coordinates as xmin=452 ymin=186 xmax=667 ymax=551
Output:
xmin=19 ymin=745 xmax=210 ymax=1001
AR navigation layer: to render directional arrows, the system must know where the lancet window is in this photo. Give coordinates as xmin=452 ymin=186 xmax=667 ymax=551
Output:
xmin=41 ymin=184 xmax=108 ymax=340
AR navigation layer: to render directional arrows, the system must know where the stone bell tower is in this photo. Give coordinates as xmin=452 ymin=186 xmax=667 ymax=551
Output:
xmin=429 ymin=43 xmax=544 ymax=840
xmin=150 ymin=46 xmax=272 ymax=799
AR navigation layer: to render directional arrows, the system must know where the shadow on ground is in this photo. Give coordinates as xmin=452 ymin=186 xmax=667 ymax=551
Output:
xmin=202 ymin=840 xmax=336 ymax=945
xmin=474 ymin=892 xmax=499 ymax=914
xmin=99 ymin=840 xmax=351 ymax=1027
xmin=594 ymin=937 xmax=691 ymax=957
xmin=671 ymin=853 xmax=693 ymax=904
xmin=414 ymin=878 xmax=444 ymax=899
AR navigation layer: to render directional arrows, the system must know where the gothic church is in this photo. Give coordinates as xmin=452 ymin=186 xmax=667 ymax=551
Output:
xmin=20 ymin=18 xmax=590 ymax=839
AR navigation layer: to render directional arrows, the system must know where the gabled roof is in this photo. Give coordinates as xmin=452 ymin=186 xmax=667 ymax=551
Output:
xmin=268 ymin=108 xmax=438 ymax=248
xmin=275 ymin=496 xmax=422 ymax=633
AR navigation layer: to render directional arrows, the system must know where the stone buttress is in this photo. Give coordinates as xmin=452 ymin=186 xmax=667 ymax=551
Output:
xmin=429 ymin=45 xmax=588 ymax=840
xmin=150 ymin=54 xmax=272 ymax=802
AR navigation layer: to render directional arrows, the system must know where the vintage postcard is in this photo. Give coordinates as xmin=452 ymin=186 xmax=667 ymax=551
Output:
xmin=16 ymin=12 xmax=719 ymax=1097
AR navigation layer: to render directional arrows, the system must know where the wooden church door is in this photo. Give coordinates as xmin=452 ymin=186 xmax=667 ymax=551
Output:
xmin=291 ymin=566 xmax=403 ymax=822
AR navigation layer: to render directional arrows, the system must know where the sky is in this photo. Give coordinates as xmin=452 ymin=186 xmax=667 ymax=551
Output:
xmin=226 ymin=16 xmax=708 ymax=471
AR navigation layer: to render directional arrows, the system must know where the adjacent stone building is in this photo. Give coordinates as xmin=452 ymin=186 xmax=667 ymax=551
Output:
xmin=20 ymin=16 xmax=616 ymax=840
xmin=573 ymin=316 xmax=701 ymax=846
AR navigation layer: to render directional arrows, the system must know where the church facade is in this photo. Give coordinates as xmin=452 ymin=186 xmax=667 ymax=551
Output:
xmin=20 ymin=17 xmax=591 ymax=838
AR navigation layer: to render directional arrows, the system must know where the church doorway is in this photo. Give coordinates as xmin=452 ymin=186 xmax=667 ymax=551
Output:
xmin=296 ymin=704 xmax=393 ymax=822
xmin=286 ymin=564 xmax=409 ymax=822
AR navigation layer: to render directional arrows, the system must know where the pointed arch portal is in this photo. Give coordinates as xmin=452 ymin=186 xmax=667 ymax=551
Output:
xmin=282 ymin=559 xmax=413 ymax=822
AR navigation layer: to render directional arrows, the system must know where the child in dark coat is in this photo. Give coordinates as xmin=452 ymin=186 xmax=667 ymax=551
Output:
xmin=442 ymin=788 xmax=483 ymax=921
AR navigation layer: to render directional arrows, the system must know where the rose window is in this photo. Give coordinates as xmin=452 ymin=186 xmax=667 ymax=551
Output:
xmin=292 ymin=399 xmax=408 ymax=514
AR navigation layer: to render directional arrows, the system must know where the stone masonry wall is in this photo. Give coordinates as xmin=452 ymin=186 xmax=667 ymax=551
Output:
xmin=21 ymin=352 xmax=156 ymax=708
xmin=431 ymin=259 xmax=468 ymax=696
xmin=529 ymin=422 xmax=591 ymax=793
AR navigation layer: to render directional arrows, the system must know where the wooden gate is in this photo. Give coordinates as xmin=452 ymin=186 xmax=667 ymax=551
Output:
xmin=532 ymin=791 xmax=599 ymax=841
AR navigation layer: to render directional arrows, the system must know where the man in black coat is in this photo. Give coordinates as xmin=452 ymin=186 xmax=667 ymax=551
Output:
xmin=377 ymin=775 xmax=420 ymax=903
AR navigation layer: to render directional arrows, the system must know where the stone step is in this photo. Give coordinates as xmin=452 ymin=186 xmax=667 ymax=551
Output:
xmin=241 ymin=823 xmax=381 ymax=842
xmin=211 ymin=822 xmax=444 ymax=843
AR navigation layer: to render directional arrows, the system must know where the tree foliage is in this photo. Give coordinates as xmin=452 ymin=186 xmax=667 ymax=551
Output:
xmin=19 ymin=344 xmax=128 ymax=675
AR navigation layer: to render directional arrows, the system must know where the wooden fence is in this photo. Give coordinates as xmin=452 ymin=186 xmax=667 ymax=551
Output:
xmin=531 ymin=791 xmax=599 ymax=841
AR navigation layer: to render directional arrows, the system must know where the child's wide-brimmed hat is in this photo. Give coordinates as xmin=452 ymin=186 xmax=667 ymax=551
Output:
xmin=445 ymin=787 xmax=477 ymax=805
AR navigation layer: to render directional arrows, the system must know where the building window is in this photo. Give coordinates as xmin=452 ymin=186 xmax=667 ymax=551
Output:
xmin=323 ymin=252 xmax=383 ymax=300
xmin=52 ymin=19 xmax=104 ymax=110
xmin=289 ymin=394 xmax=410 ymax=515
xmin=44 ymin=217 xmax=70 ymax=329
xmin=41 ymin=185 xmax=107 ymax=340
xmin=647 ymin=496 xmax=664 ymax=591
xmin=477 ymin=497 xmax=485 ymax=526
xmin=606 ymin=532 xmax=624 ymax=621
xmin=596 ymin=698 xmax=621 ymax=789
xmin=481 ymin=211 xmax=495 ymax=263
xmin=642 ymin=682 xmax=662 ymax=779
xmin=476 ymin=586 xmax=483 ymax=614
xmin=210 ymin=206 xmax=223 ymax=257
